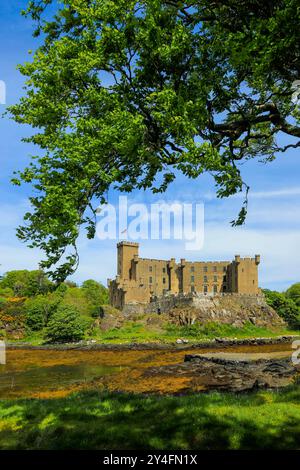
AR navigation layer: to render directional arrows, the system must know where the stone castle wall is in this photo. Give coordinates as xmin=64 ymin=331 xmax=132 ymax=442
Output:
xmin=122 ymin=292 xmax=285 ymax=329
xmin=109 ymin=242 xmax=261 ymax=309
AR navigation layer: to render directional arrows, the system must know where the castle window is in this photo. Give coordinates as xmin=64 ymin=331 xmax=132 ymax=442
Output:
xmin=223 ymin=275 xmax=227 ymax=282
xmin=214 ymin=276 xmax=217 ymax=282
xmin=149 ymin=266 xmax=153 ymax=272
xmin=204 ymin=285 xmax=208 ymax=294
xmin=191 ymin=285 xmax=195 ymax=293
xmin=223 ymin=266 xmax=226 ymax=272
xmin=204 ymin=275 xmax=208 ymax=283
xmin=213 ymin=285 xmax=218 ymax=294
xmin=191 ymin=275 xmax=195 ymax=282
xmin=191 ymin=266 xmax=195 ymax=272
xmin=203 ymin=266 xmax=208 ymax=272
xmin=163 ymin=277 xmax=166 ymax=284
xmin=149 ymin=276 xmax=153 ymax=284
xmin=162 ymin=267 xmax=166 ymax=273
xmin=213 ymin=266 xmax=217 ymax=272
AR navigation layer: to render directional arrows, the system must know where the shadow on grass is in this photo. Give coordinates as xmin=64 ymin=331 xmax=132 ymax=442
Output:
xmin=1 ymin=386 xmax=300 ymax=450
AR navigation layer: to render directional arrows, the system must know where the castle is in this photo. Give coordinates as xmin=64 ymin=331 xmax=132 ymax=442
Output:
xmin=108 ymin=242 xmax=261 ymax=309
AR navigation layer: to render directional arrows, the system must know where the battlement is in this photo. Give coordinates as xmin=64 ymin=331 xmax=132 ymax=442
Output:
xmin=117 ymin=241 xmax=139 ymax=248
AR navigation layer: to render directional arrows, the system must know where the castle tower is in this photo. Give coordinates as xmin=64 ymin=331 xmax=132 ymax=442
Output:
xmin=232 ymin=255 xmax=260 ymax=294
xmin=117 ymin=241 xmax=139 ymax=280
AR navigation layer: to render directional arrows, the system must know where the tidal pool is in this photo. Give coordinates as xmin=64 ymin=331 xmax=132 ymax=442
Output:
xmin=0 ymin=342 xmax=294 ymax=398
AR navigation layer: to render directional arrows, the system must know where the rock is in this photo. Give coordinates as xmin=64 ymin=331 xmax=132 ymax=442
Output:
xmin=183 ymin=353 xmax=298 ymax=392
xmin=168 ymin=294 xmax=286 ymax=329
xmin=144 ymin=350 xmax=299 ymax=392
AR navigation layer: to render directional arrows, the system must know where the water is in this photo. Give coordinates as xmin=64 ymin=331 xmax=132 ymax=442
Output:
xmin=0 ymin=363 xmax=121 ymax=398
xmin=0 ymin=343 xmax=294 ymax=398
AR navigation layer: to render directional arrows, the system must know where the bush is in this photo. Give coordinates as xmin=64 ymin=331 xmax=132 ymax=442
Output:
xmin=286 ymin=283 xmax=300 ymax=307
xmin=24 ymin=294 xmax=60 ymax=331
xmin=263 ymin=289 xmax=300 ymax=329
xmin=44 ymin=305 xmax=89 ymax=343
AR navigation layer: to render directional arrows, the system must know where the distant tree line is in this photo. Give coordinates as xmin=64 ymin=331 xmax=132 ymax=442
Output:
xmin=0 ymin=270 xmax=109 ymax=343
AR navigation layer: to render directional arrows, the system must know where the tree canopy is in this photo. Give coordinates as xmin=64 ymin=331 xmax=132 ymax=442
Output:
xmin=0 ymin=269 xmax=54 ymax=297
xmin=286 ymin=283 xmax=300 ymax=307
xmin=9 ymin=0 xmax=300 ymax=280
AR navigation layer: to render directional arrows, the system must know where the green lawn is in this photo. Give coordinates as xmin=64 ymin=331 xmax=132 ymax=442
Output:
xmin=1 ymin=386 xmax=300 ymax=449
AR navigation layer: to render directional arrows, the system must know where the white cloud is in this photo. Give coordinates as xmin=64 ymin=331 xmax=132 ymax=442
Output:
xmin=0 ymin=193 xmax=299 ymax=291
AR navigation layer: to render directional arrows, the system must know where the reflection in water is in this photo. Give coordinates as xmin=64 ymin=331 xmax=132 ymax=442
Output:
xmin=0 ymin=363 xmax=121 ymax=397
xmin=0 ymin=343 xmax=294 ymax=399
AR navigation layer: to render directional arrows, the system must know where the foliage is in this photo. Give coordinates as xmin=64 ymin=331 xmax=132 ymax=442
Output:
xmin=59 ymin=281 xmax=109 ymax=317
xmin=2 ymin=386 xmax=300 ymax=449
xmin=0 ymin=270 xmax=54 ymax=297
xmin=82 ymin=280 xmax=109 ymax=306
xmin=0 ymin=298 xmax=8 ymax=309
xmin=82 ymin=280 xmax=109 ymax=317
xmin=44 ymin=304 xmax=90 ymax=343
xmin=286 ymin=283 xmax=300 ymax=307
xmin=8 ymin=0 xmax=300 ymax=280
xmin=0 ymin=297 xmax=26 ymax=339
xmin=263 ymin=289 xmax=300 ymax=329
xmin=94 ymin=319 xmax=293 ymax=343
xmin=24 ymin=293 xmax=60 ymax=331
xmin=0 ymin=287 xmax=14 ymax=298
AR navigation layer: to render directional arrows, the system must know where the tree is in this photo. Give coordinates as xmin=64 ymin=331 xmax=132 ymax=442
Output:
xmin=61 ymin=286 xmax=95 ymax=316
xmin=0 ymin=270 xmax=54 ymax=297
xmin=44 ymin=304 xmax=89 ymax=343
xmin=24 ymin=293 xmax=61 ymax=330
xmin=9 ymin=0 xmax=300 ymax=281
xmin=263 ymin=289 xmax=300 ymax=329
xmin=82 ymin=280 xmax=109 ymax=306
xmin=286 ymin=283 xmax=300 ymax=307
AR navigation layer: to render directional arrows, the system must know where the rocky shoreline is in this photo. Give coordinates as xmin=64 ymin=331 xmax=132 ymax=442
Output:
xmin=145 ymin=354 xmax=299 ymax=392
xmin=6 ymin=334 xmax=300 ymax=351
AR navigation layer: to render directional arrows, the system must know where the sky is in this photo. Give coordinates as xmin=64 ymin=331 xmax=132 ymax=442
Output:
xmin=0 ymin=1 xmax=299 ymax=291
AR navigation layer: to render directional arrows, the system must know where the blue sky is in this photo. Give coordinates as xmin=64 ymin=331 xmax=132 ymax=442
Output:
xmin=0 ymin=1 xmax=299 ymax=291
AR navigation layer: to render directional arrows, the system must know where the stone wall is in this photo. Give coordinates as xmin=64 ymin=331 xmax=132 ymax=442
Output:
xmin=122 ymin=292 xmax=285 ymax=328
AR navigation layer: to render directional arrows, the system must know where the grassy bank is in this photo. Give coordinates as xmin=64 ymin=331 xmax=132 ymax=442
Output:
xmin=94 ymin=321 xmax=298 ymax=343
xmin=9 ymin=321 xmax=299 ymax=345
xmin=1 ymin=386 xmax=300 ymax=449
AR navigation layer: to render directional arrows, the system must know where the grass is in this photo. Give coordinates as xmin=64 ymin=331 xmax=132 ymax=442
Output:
xmin=89 ymin=320 xmax=298 ymax=344
xmin=1 ymin=385 xmax=300 ymax=449
xmin=7 ymin=320 xmax=299 ymax=345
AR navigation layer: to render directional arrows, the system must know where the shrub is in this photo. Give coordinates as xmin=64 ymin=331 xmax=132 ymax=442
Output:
xmin=263 ymin=289 xmax=300 ymax=329
xmin=44 ymin=305 xmax=89 ymax=343
xmin=24 ymin=294 xmax=61 ymax=331
xmin=286 ymin=283 xmax=300 ymax=307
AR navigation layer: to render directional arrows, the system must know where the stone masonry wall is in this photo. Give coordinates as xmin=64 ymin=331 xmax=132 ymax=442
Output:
xmin=122 ymin=293 xmax=285 ymax=328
